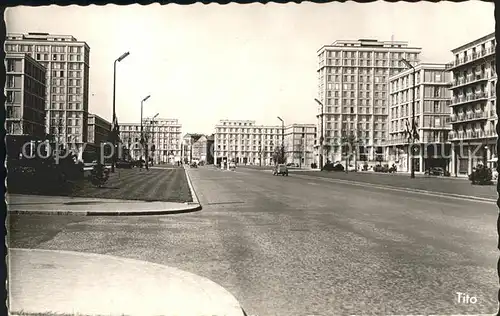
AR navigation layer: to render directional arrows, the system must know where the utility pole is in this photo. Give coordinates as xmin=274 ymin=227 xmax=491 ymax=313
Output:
xmin=402 ymin=58 xmax=416 ymax=178
xmin=314 ymin=99 xmax=324 ymax=170
xmin=277 ymin=117 xmax=285 ymax=164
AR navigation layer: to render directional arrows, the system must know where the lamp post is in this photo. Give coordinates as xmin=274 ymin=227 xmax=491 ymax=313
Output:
xmin=111 ymin=51 xmax=130 ymax=173
xmin=140 ymin=95 xmax=151 ymax=170
xmin=259 ymin=141 xmax=262 ymax=167
xmin=150 ymin=113 xmax=159 ymax=165
xmin=277 ymin=116 xmax=285 ymax=164
xmin=314 ymin=98 xmax=324 ymax=170
xmin=401 ymin=58 xmax=416 ymax=179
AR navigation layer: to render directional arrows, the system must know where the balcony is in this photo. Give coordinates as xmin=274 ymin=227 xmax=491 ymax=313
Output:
xmin=445 ymin=47 xmax=495 ymax=70
xmin=450 ymin=92 xmax=488 ymax=107
xmin=450 ymin=111 xmax=488 ymax=123
xmin=448 ymin=129 xmax=496 ymax=141
xmin=450 ymin=73 xmax=490 ymax=89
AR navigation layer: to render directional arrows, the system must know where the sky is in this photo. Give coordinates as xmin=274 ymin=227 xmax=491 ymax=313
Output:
xmin=6 ymin=2 xmax=495 ymax=135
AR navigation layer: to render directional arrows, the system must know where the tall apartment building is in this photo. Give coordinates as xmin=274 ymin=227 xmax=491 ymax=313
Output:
xmin=284 ymin=123 xmax=317 ymax=167
xmin=6 ymin=53 xmax=47 ymax=139
xmin=385 ymin=63 xmax=452 ymax=173
xmin=119 ymin=118 xmax=182 ymax=163
xmin=5 ymin=32 xmax=91 ymax=157
xmin=316 ymin=38 xmax=421 ymax=163
xmin=213 ymin=120 xmax=284 ymax=166
xmin=446 ymin=32 xmax=497 ymax=176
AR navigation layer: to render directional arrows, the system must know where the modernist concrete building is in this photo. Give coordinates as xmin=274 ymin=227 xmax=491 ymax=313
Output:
xmin=385 ymin=63 xmax=452 ymax=173
xmin=119 ymin=118 xmax=182 ymax=163
xmin=5 ymin=32 xmax=91 ymax=158
xmin=6 ymin=53 xmax=47 ymax=139
xmin=316 ymin=38 xmax=422 ymax=163
xmin=446 ymin=32 xmax=497 ymax=176
xmin=284 ymin=123 xmax=317 ymax=167
xmin=213 ymin=120 xmax=284 ymax=166
xmin=5 ymin=53 xmax=47 ymax=159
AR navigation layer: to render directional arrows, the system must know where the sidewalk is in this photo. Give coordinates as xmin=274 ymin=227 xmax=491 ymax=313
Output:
xmin=9 ymin=248 xmax=245 ymax=316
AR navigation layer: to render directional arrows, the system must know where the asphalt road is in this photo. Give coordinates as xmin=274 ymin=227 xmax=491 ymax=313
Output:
xmin=9 ymin=166 xmax=498 ymax=315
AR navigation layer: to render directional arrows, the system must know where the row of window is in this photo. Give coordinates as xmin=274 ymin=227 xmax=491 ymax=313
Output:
xmin=5 ymin=44 xmax=83 ymax=54
xmin=51 ymin=70 xmax=82 ymax=78
xmin=325 ymin=51 xmax=419 ymax=60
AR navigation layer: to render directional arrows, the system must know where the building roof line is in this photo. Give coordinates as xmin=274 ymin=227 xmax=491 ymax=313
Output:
xmin=451 ymin=32 xmax=496 ymax=54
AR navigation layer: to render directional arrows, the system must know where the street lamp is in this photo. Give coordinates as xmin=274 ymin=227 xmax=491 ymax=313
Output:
xmin=140 ymin=95 xmax=151 ymax=169
xmin=150 ymin=113 xmax=159 ymax=165
xmin=314 ymin=98 xmax=325 ymax=169
xmin=111 ymin=51 xmax=130 ymax=173
xmin=277 ymin=116 xmax=285 ymax=164
xmin=401 ymin=58 xmax=416 ymax=179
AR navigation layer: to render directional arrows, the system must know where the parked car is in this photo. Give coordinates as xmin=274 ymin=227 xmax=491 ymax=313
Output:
xmin=229 ymin=162 xmax=236 ymax=170
xmin=469 ymin=165 xmax=493 ymax=185
xmin=373 ymin=164 xmax=389 ymax=173
xmin=425 ymin=167 xmax=450 ymax=177
xmin=116 ymin=160 xmax=132 ymax=169
xmin=323 ymin=162 xmax=344 ymax=172
xmin=190 ymin=162 xmax=198 ymax=168
xmin=273 ymin=164 xmax=289 ymax=176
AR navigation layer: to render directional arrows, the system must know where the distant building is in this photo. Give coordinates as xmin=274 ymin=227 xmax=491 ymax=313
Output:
xmin=316 ymin=38 xmax=422 ymax=164
xmin=446 ymin=32 xmax=497 ymax=176
xmin=119 ymin=118 xmax=182 ymax=163
xmin=5 ymin=52 xmax=47 ymax=158
xmin=5 ymin=32 xmax=91 ymax=158
xmin=82 ymin=113 xmax=112 ymax=162
xmin=385 ymin=63 xmax=452 ymax=173
xmin=284 ymin=123 xmax=317 ymax=167
xmin=213 ymin=119 xmax=284 ymax=166
xmin=182 ymin=133 xmax=204 ymax=163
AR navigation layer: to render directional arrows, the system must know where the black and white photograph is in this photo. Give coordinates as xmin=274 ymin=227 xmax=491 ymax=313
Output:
xmin=3 ymin=1 xmax=498 ymax=315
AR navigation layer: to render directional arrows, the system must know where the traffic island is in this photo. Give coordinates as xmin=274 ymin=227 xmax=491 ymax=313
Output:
xmin=9 ymin=248 xmax=245 ymax=316
xmin=7 ymin=168 xmax=202 ymax=216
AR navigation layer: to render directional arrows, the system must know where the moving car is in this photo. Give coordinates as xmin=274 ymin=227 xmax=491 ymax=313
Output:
xmin=273 ymin=164 xmax=289 ymax=176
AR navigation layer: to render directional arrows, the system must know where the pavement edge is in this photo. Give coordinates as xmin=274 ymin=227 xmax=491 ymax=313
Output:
xmin=183 ymin=165 xmax=201 ymax=205
xmin=9 ymin=248 xmax=246 ymax=316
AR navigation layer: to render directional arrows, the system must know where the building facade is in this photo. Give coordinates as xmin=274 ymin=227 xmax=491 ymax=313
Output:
xmin=82 ymin=113 xmax=112 ymax=162
xmin=6 ymin=53 xmax=47 ymax=140
xmin=5 ymin=32 xmax=91 ymax=158
xmin=213 ymin=120 xmax=284 ymax=166
xmin=284 ymin=124 xmax=317 ymax=167
xmin=446 ymin=32 xmax=496 ymax=176
xmin=385 ymin=63 xmax=452 ymax=173
xmin=182 ymin=133 xmax=204 ymax=163
xmin=119 ymin=118 xmax=182 ymax=163
xmin=192 ymin=135 xmax=209 ymax=163
xmin=316 ymin=38 xmax=422 ymax=164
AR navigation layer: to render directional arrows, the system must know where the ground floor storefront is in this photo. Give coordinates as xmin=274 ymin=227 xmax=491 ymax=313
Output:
xmin=450 ymin=140 xmax=497 ymax=176
xmin=385 ymin=143 xmax=452 ymax=174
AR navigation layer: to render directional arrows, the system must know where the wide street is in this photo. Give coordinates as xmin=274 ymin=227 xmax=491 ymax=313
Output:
xmin=9 ymin=166 xmax=497 ymax=316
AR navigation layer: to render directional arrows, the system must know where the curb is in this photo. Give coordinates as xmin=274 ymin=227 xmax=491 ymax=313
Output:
xmin=8 ymin=203 xmax=203 ymax=216
xmin=183 ymin=166 xmax=200 ymax=205
xmin=9 ymin=248 xmax=246 ymax=316
xmin=291 ymin=173 xmax=497 ymax=204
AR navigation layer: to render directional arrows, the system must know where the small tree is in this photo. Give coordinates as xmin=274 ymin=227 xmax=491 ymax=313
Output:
xmin=272 ymin=145 xmax=286 ymax=164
